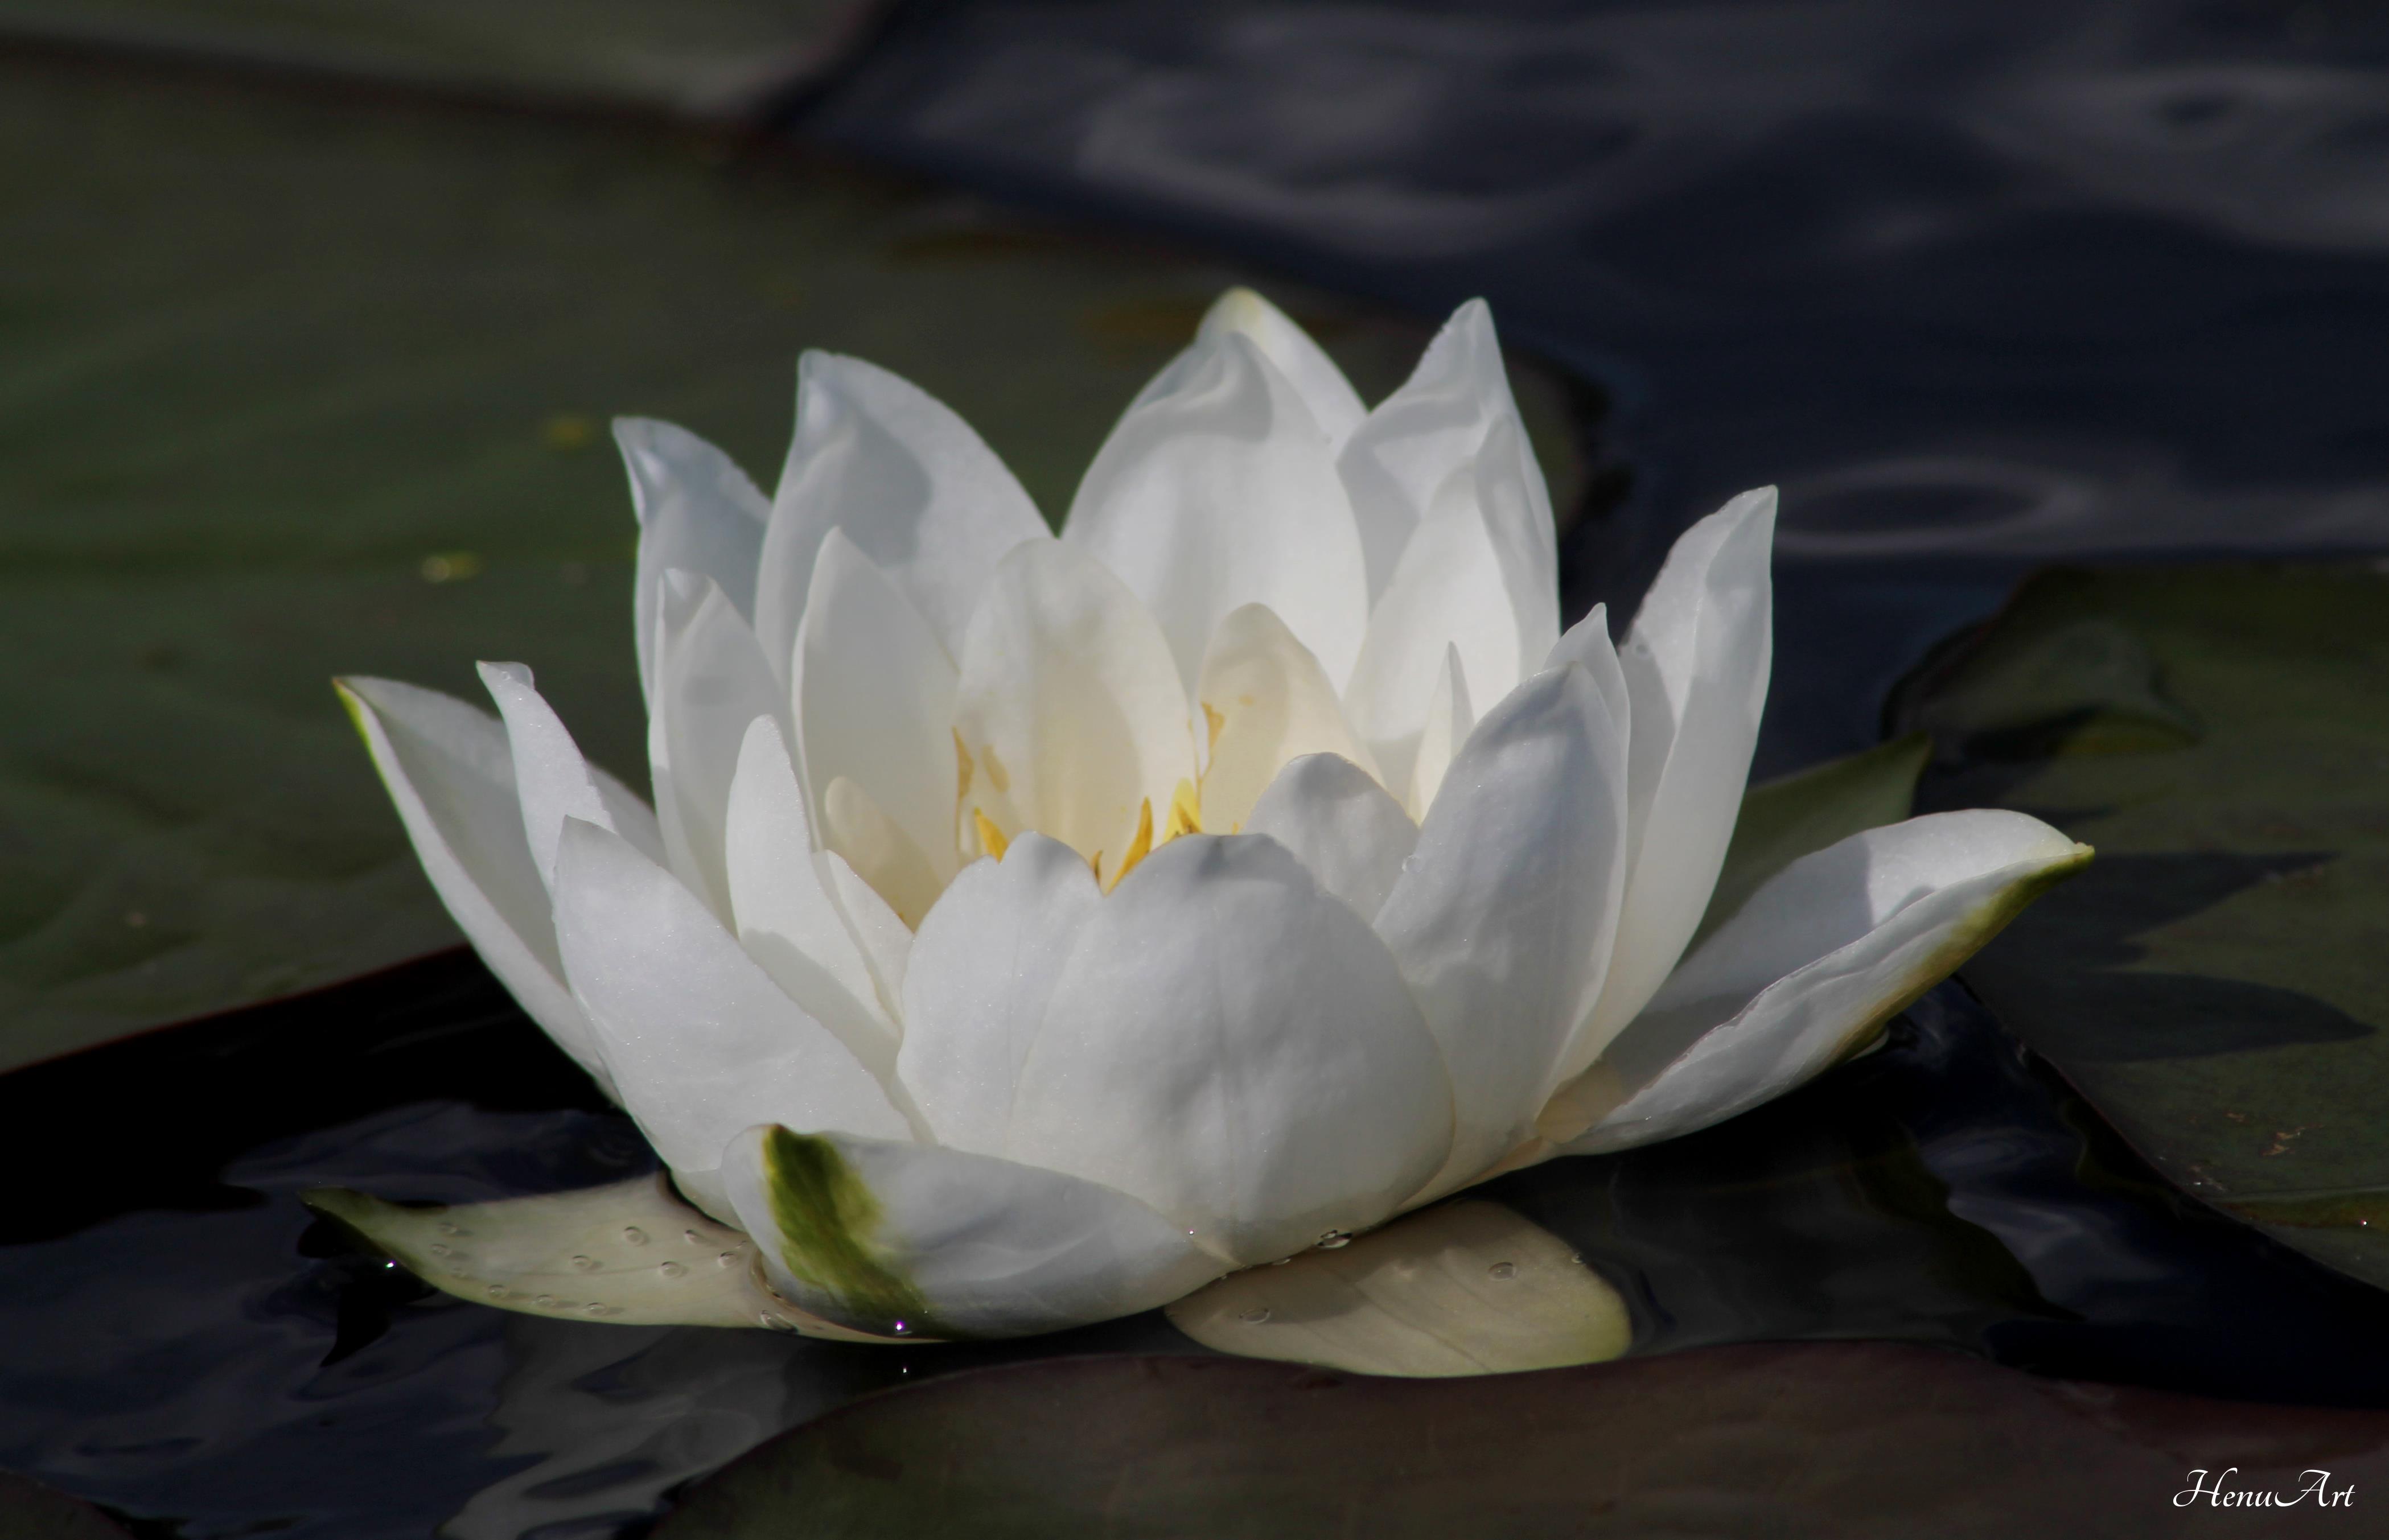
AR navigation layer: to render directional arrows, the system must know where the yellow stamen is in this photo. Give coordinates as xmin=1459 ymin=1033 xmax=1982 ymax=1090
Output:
xmin=1107 ymin=799 xmax=1155 ymax=891
xmin=972 ymin=809 xmax=1009 ymax=862
xmin=1163 ymin=779 xmax=1202 ymax=842
xmin=953 ymin=730 xmax=975 ymax=799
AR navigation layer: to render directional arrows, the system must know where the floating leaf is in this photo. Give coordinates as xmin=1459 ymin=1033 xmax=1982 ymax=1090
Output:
xmin=1898 ymin=564 xmax=2389 ymax=1291
xmin=0 ymin=0 xmax=875 ymax=116
xmin=651 ymin=1342 xmax=2389 ymax=1538
xmin=303 ymin=1173 xmax=895 ymax=1340
xmin=0 ymin=56 xmax=1592 ymax=1072
xmin=1165 ymin=1200 xmax=1629 ymax=1376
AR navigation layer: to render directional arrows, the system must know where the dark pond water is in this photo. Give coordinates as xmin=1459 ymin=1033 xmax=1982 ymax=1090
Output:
xmin=11 ymin=1 xmax=2389 ymax=1535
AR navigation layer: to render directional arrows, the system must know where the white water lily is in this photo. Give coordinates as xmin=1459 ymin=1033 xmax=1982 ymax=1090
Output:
xmin=335 ymin=290 xmax=2087 ymax=1341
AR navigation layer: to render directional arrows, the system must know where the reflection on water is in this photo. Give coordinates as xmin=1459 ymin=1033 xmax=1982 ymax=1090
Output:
xmin=816 ymin=0 xmax=2389 ymax=586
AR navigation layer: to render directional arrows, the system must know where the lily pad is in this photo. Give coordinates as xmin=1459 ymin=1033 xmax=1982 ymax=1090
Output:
xmin=304 ymin=1172 xmax=896 ymax=1339
xmin=653 ymin=1341 xmax=2389 ymax=1538
xmin=1165 ymin=1200 xmax=1630 ymax=1376
xmin=0 ymin=0 xmax=872 ymax=116
xmin=1898 ymin=565 xmax=2389 ymax=1291
xmin=0 ymin=55 xmax=1593 ymax=1072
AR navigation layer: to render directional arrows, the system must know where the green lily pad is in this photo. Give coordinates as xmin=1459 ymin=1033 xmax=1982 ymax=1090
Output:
xmin=1165 ymin=1200 xmax=1630 ymax=1376
xmin=652 ymin=1342 xmax=2389 ymax=1537
xmin=304 ymin=1172 xmax=897 ymax=1339
xmin=0 ymin=0 xmax=871 ymax=116
xmin=0 ymin=55 xmax=1593 ymax=1072
xmin=1898 ymin=565 xmax=2389 ymax=1290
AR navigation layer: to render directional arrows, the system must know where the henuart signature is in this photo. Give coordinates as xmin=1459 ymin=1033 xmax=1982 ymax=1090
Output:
xmin=2176 ymin=1469 xmax=2355 ymax=1509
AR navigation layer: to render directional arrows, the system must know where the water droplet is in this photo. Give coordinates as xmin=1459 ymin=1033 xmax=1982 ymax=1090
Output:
xmin=1269 ymin=1257 xmax=1293 ymax=1267
xmin=486 ymin=1285 xmax=508 ymax=1299
xmin=534 ymin=1295 xmax=557 ymax=1308
xmin=1238 ymin=1307 xmax=1271 ymax=1324
xmin=583 ymin=1303 xmax=610 ymax=1317
xmin=659 ymin=1261 xmax=686 ymax=1278
xmin=761 ymin=1313 xmax=797 ymax=1332
xmin=1316 ymin=1230 xmax=1351 ymax=1250
xmin=683 ymin=1229 xmax=703 ymax=1245
xmin=1487 ymin=1261 xmax=1518 ymax=1280
xmin=716 ymin=1251 xmax=739 ymax=1269
xmin=622 ymin=1226 xmax=649 ymax=1246
xmin=569 ymin=1254 xmax=597 ymax=1272
xmin=891 ymin=1320 xmax=910 ymax=1335
xmin=1568 ymin=1251 xmax=1586 ymax=1266
xmin=427 ymin=1243 xmax=451 ymax=1257
xmin=1400 ymin=856 xmax=1422 ymax=875
xmin=436 ymin=1222 xmax=463 ymax=1236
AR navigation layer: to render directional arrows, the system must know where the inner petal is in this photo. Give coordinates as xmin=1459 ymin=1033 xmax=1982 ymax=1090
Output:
xmin=952 ymin=541 xmax=1197 ymax=882
xmin=1196 ymin=602 xmax=1381 ymax=835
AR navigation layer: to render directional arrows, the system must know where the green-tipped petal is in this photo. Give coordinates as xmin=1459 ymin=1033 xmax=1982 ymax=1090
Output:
xmin=1547 ymin=810 xmax=2090 ymax=1152
xmin=721 ymin=1127 xmax=1226 ymax=1340
xmin=302 ymin=1174 xmax=893 ymax=1340
xmin=1166 ymin=1201 xmax=1629 ymax=1377
xmin=1691 ymin=731 xmax=1932 ymax=952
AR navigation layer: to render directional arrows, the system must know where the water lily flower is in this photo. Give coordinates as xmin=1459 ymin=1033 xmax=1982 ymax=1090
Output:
xmin=331 ymin=290 xmax=2087 ymax=1341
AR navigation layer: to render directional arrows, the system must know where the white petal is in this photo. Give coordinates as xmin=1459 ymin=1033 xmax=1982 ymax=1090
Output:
xmin=1196 ymin=288 xmax=1366 ymax=448
xmin=820 ymin=776 xmax=945 ymax=931
xmin=1577 ymin=489 xmax=1777 ymax=1060
xmin=1064 ymin=330 xmax=1368 ymax=691
xmin=1195 ymin=603 xmax=1377 ymax=835
xmin=1343 ymin=481 xmax=1511 ymax=804
xmin=1374 ymin=665 xmax=1627 ymax=1198
xmin=617 ymin=417 xmax=769 ymax=704
xmin=1338 ymin=299 xmax=1551 ymax=609
xmin=1545 ymin=602 xmax=1631 ymax=747
xmin=792 ymin=530 xmax=960 ymax=910
xmin=338 ymin=677 xmax=614 ymax=1094
xmin=1008 ymin=835 xmax=1453 ymax=1266
xmin=476 ymin=661 xmax=663 ymax=895
xmin=550 ymin=818 xmax=912 ymax=1220
xmin=953 ymin=540 xmax=1195 ymax=875
xmin=722 ymin=1126 xmax=1224 ymax=1339
xmin=1557 ymin=812 xmax=2090 ymax=1153
xmin=648 ymin=572 xmax=782 ymax=923
xmin=751 ymin=352 xmax=1048 ymax=679
xmin=896 ymin=834 xmax=1102 ymax=1155
xmin=1242 ymin=753 xmax=1416 ymax=923
xmin=722 ymin=718 xmax=902 ymax=1076
xmin=1407 ymin=644 xmax=1475 ymax=820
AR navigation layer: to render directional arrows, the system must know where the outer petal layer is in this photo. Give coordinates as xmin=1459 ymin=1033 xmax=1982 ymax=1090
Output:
xmin=1005 ymin=834 xmax=1454 ymax=1266
xmin=338 ymin=677 xmax=613 ymax=1094
xmin=478 ymin=661 xmax=663 ymax=892
xmin=1374 ymin=665 xmax=1627 ymax=1198
xmin=616 ymin=417 xmax=770 ymax=704
xmin=1554 ymin=811 xmax=2091 ymax=1153
xmin=1196 ymin=288 xmax=1366 ymax=448
xmin=550 ymin=818 xmax=911 ymax=1220
xmin=723 ymin=1127 xmax=1225 ymax=1339
xmin=1576 ymin=489 xmax=1775 ymax=1061
xmin=647 ymin=572 xmax=783 ymax=922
